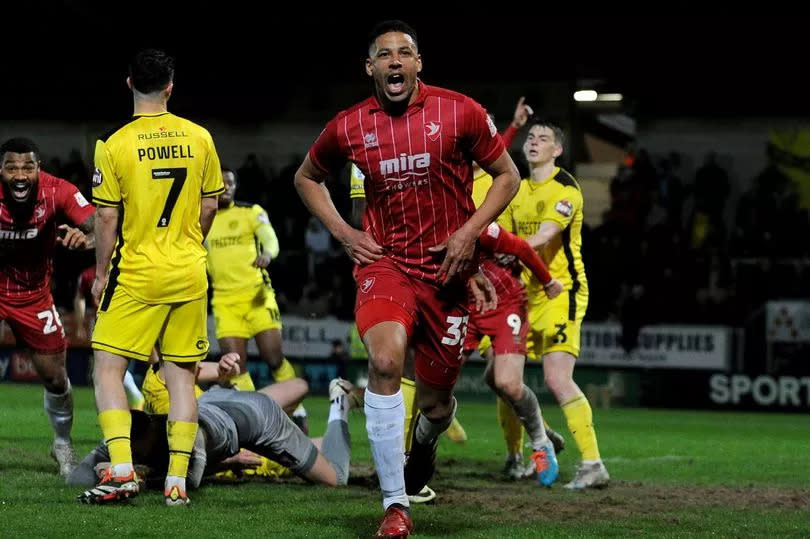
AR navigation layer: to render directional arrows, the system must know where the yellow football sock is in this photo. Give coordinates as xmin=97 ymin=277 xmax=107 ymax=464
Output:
xmin=272 ymin=358 xmax=296 ymax=382
xmin=497 ymin=397 xmax=524 ymax=455
xmin=445 ymin=416 xmax=468 ymax=443
xmin=231 ymin=371 xmax=256 ymax=391
xmin=562 ymin=394 xmax=601 ymax=461
xmin=401 ymin=377 xmax=418 ymax=452
xmin=167 ymin=420 xmax=198 ymax=478
xmin=99 ymin=409 xmax=132 ymax=467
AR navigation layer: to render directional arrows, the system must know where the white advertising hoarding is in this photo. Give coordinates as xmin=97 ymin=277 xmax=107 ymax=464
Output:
xmin=577 ymin=323 xmax=730 ymax=370
xmin=208 ymin=315 xmax=351 ymax=358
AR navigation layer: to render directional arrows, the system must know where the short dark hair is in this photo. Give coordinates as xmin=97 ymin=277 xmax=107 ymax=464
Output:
xmin=222 ymin=167 xmax=238 ymax=187
xmin=129 ymin=49 xmax=175 ymax=94
xmin=0 ymin=137 xmax=40 ymax=161
xmin=529 ymin=119 xmax=565 ymax=149
xmin=367 ymin=20 xmax=418 ymax=56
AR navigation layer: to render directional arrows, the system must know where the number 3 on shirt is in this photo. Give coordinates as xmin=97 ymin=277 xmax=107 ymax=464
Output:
xmin=441 ymin=315 xmax=469 ymax=346
xmin=152 ymin=167 xmax=188 ymax=227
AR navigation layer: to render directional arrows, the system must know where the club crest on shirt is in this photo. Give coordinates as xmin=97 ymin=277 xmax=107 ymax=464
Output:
xmin=425 ymin=121 xmax=441 ymax=141
xmin=92 ymin=167 xmax=103 ymax=187
xmin=535 ymin=201 xmax=546 ymax=215
xmin=360 ymin=277 xmax=375 ymax=293
xmin=555 ymin=199 xmax=573 ymax=217
xmin=364 ymin=133 xmax=379 ymax=149
xmin=228 ymin=220 xmax=238 ymax=230
xmin=35 ymin=206 xmax=46 ymax=220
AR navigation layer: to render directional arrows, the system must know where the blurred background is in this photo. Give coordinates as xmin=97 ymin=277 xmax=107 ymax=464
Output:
xmin=2 ymin=8 xmax=809 ymax=410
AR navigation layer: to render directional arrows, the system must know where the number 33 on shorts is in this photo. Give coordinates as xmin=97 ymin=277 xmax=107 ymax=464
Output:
xmin=442 ymin=315 xmax=469 ymax=346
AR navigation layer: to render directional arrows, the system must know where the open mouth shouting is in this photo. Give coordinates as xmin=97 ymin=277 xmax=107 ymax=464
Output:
xmin=386 ymin=73 xmax=406 ymax=96
xmin=9 ymin=180 xmax=33 ymax=202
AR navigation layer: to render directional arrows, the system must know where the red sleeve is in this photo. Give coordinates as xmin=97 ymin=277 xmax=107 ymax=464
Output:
xmin=308 ymin=116 xmax=347 ymax=174
xmin=57 ymin=180 xmax=95 ymax=226
xmin=501 ymin=124 xmax=519 ymax=148
xmin=463 ymin=99 xmax=505 ymax=168
xmin=479 ymin=223 xmax=551 ymax=285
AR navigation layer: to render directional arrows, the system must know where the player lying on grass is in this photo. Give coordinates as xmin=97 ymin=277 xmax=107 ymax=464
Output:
xmin=72 ymin=354 xmax=359 ymax=503
xmin=140 ymin=348 xmax=314 ymax=480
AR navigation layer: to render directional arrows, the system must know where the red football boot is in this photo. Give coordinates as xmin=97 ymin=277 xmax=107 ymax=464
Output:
xmin=374 ymin=504 xmax=413 ymax=538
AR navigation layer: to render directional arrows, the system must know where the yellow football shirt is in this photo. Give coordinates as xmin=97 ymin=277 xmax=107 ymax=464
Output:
xmin=350 ymin=164 xmax=366 ymax=199
xmin=206 ymin=202 xmax=278 ymax=303
xmin=471 ymin=167 xmax=494 ymax=209
xmin=92 ymin=112 xmax=224 ymax=304
xmin=498 ymin=167 xmax=588 ymax=300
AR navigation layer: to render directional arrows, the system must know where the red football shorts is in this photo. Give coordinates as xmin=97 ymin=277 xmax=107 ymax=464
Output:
xmin=464 ymin=294 xmax=528 ymax=356
xmin=355 ymin=258 xmax=469 ymax=389
xmin=0 ymin=293 xmax=66 ymax=354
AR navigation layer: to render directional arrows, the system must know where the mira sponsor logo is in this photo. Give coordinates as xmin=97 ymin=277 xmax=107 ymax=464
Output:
xmin=379 ymin=152 xmax=430 ymax=178
xmin=0 ymin=228 xmax=38 ymax=240
xmin=137 ymin=130 xmax=188 ymax=140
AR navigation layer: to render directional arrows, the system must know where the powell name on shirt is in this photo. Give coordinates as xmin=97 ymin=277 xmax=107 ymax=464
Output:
xmin=137 ymin=145 xmax=195 ymax=162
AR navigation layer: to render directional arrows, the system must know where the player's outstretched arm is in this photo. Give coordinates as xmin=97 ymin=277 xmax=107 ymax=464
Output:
xmin=479 ymin=223 xmax=552 ymax=284
xmin=295 ymin=155 xmax=382 ymax=266
xmin=253 ymin=218 xmax=278 ymax=268
xmin=194 ymin=353 xmax=241 ymax=383
xmin=499 ymin=96 xmax=534 ymax=148
xmin=56 ymin=212 xmax=96 ymax=250
xmin=56 ymin=224 xmax=91 ymax=250
xmin=527 ymin=221 xmax=561 ymax=251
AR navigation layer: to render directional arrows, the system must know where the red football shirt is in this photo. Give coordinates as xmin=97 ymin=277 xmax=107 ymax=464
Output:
xmin=478 ymin=257 xmax=525 ymax=299
xmin=309 ymin=81 xmax=505 ymax=283
xmin=0 ymin=172 xmax=95 ymax=305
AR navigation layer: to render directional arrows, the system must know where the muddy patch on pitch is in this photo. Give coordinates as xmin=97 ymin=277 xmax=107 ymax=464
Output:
xmin=348 ymin=461 xmax=809 ymax=523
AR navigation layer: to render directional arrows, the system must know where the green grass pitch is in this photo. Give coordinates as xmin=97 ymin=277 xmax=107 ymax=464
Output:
xmin=1 ymin=384 xmax=808 ymax=537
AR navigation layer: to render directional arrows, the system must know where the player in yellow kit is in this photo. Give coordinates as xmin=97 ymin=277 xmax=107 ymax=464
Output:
xmin=498 ymin=119 xmax=609 ymax=489
xmin=84 ymin=49 xmax=224 ymax=505
xmin=205 ymin=167 xmax=308 ymax=431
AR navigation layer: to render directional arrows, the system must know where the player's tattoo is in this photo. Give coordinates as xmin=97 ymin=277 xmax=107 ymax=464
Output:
xmin=78 ymin=213 xmax=95 ymax=233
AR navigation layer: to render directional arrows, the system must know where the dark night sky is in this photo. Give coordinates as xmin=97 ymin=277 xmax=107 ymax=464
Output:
xmin=4 ymin=6 xmax=808 ymax=121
